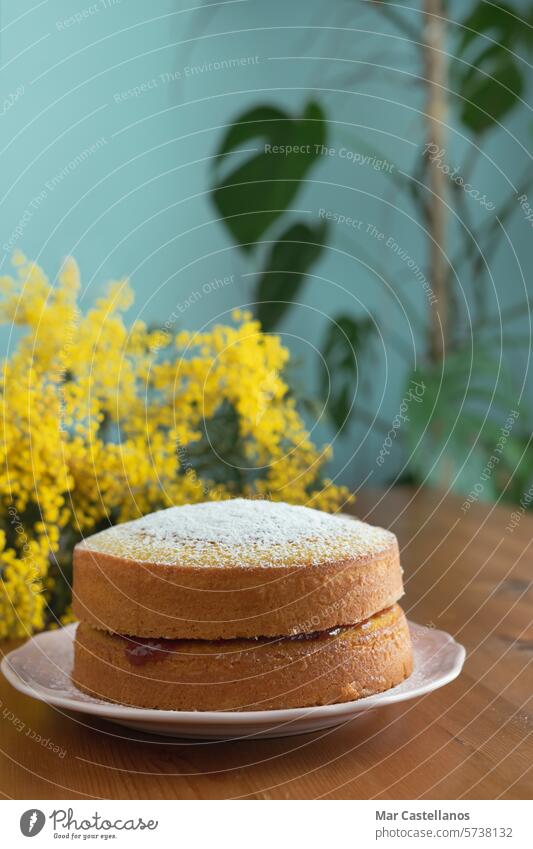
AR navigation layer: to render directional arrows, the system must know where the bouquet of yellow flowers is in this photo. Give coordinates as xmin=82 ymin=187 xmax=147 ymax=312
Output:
xmin=0 ymin=254 xmax=349 ymax=639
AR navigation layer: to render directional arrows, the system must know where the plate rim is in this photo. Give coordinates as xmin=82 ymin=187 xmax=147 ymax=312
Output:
xmin=1 ymin=621 xmax=466 ymax=725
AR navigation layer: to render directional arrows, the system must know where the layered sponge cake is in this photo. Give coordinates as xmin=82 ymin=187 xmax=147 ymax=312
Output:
xmin=72 ymin=499 xmax=412 ymax=710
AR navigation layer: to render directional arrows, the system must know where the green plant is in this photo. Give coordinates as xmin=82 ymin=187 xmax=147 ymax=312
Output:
xmin=209 ymin=1 xmax=533 ymax=503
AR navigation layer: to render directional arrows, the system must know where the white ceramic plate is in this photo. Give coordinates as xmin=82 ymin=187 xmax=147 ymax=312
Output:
xmin=1 ymin=622 xmax=465 ymax=740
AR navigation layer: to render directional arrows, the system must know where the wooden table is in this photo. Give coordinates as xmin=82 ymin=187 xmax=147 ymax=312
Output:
xmin=1 ymin=487 xmax=531 ymax=799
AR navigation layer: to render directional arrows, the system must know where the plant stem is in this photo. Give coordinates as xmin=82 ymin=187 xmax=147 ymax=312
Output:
xmin=423 ymin=0 xmax=448 ymax=362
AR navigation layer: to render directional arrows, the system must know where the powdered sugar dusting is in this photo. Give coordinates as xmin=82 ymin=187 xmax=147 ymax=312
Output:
xmin=78 ymin=499 xmax=395 ymax=568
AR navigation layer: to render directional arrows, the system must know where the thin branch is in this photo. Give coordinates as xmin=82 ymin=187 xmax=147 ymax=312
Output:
xmin=372 ymin=0 xmax=422 ymax=43
xmin=333 ymin=228 xmax=428 ymax=342
xmin=452 ymin=169 xmax=533 ymax=274
xmin=474 ymin=295 xmax=533 ymax=332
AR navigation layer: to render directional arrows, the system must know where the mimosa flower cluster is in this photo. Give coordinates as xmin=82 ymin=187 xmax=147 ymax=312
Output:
xmin=0 ymin=254 xmax=349 ymax=639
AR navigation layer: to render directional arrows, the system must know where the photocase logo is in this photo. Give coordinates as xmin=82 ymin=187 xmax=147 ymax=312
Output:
xmin=20 ymin=809 xmax=46 ymax=837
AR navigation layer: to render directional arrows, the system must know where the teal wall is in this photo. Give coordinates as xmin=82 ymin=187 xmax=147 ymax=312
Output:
xmin=1 ymin=0 xmax=531 ymax=486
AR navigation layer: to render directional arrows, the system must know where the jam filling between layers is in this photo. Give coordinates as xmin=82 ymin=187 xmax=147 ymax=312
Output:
xmin=120 ymin=607 xmax=397 ymax=666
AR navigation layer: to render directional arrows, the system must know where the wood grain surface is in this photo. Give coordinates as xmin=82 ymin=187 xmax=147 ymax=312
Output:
xmin=1 ymin=487 xmax=531 ymax=800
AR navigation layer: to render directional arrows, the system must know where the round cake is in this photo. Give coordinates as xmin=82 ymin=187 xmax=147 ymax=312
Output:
xmin=73 ymin=499 xmax=404 ymax=640
xmin=72 ymin=498 xmax=412 ymax=711
xmin=73 ymin=605 xmax=412 ymax=711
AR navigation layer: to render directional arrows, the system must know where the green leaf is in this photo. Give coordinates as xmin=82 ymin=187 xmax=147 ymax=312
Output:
xmin=454 ymin=2 xmax=532 ymax=134
xmin=211 ymin=102 xmax=327 ymax=251
xmin=457 ymin=45 xmax=524 ymax=134
xmin=320 ymin=315 xmax=375 ymax=431
xmin=458 ymin=2 xmax=533 ymax=53
xmin=255 ymin=221 xmax=327 ymax=331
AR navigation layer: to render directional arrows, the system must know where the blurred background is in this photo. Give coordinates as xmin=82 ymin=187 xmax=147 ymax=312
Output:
xmin=1 ymin=0 xmax=532 ymax=506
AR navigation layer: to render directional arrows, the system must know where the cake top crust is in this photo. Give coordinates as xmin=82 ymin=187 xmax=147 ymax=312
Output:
xmin=77 ymin=498 xmax=395 ymax=568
